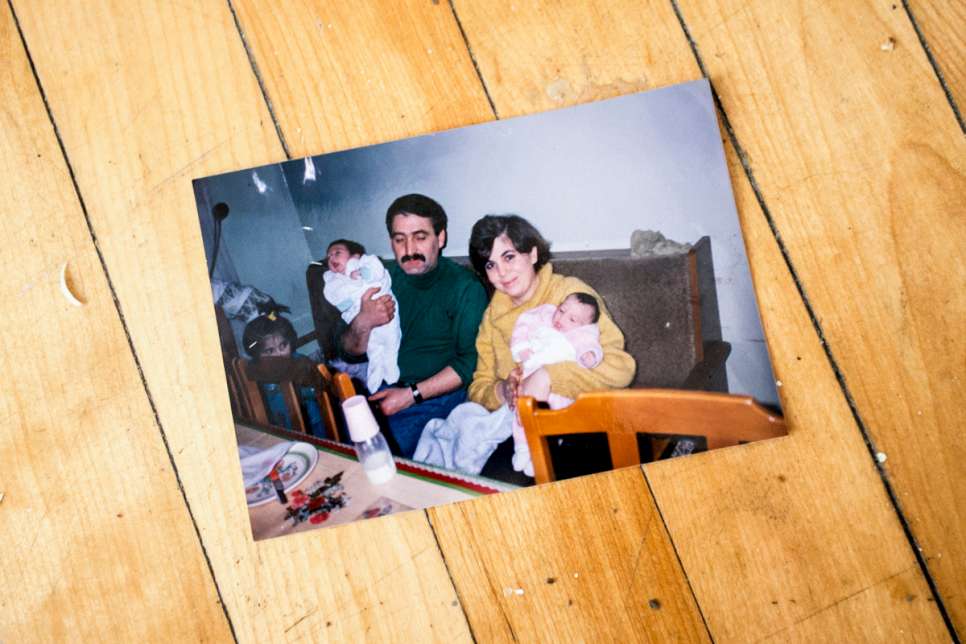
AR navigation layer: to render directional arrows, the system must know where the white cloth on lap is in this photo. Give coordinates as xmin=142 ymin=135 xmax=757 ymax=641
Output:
xmin=323 ymin=254 xmax=401 ymax=392
xmin=413 ymin=403 xmax=513 ymax=475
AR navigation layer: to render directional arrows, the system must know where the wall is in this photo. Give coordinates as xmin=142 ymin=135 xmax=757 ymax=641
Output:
xmin=195 ymin=165 xmax=318 ymax=355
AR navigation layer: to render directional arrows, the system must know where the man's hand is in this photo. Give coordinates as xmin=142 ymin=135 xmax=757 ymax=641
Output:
xmin=369 ymin=386 xmax=414 ymax=416
xmin=357 ymin=287 xmax=395 ymax=328
xmin=343 ymin=287 xmax=395 ymax=355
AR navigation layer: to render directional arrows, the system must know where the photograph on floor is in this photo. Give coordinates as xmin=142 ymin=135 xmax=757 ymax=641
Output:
xmin=192 ymin=78 xmax=786 ymax=541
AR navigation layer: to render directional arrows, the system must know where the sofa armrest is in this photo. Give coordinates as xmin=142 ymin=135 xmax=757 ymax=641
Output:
xmin=681 ymin=340 xmax=731 ymax=390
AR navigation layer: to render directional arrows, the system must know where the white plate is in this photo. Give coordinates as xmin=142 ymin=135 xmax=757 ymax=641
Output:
xmin=245 ymin=442 xmax=320 ymax=507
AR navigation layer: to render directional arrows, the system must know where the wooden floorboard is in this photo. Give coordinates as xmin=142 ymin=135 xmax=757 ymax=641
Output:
xmin=4 ymin=0 xmax=961 ymax=640
xmin=907 ymin=0 xmax=966 ymax=126
xmin=676 ymin=0 xmax=965 ymax=633
xmin=0 ymin=6 xmax=231 ymax=641
xmin=452 ymin=0 xmax=695 ymax=117
xmin=648 ymin=133 xmax=949 ymax=642
xmin=10 ymin=1 xmax=470 ymax=642
xmin=231 ymin=0 xmax=495 ymax=157
xmin=430 ymin=469 xmax=710 ymax=642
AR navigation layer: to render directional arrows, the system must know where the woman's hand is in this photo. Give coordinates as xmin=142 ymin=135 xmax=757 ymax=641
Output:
xmin=496 ymin=366 xmax=524 ymax=409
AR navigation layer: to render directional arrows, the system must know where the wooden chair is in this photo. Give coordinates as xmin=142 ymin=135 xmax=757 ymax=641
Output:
xmin=517 ymin=390 xmax=787 ymax=485
xmin=231 ymin=356 xmax=344 ymax=441
xmin=214 ymin=305 xmax=248 ymax=420
xmin=320 ymin=364 xmax=356 ymax=402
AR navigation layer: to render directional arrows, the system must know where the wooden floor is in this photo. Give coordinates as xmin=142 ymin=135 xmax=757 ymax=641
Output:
xmin=2 ymin=1 xmax=962 ymax=641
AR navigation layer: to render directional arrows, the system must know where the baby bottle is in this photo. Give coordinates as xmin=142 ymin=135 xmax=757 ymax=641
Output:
xmin=342 ymin=395 xmax=397 ymax=485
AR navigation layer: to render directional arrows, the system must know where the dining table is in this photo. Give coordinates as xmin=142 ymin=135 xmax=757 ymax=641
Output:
xmin=236 ymin=423 xmax=518 ymax=539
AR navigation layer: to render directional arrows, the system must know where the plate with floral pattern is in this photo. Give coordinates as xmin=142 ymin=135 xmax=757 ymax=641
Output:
xmin=245 ymin=442 xmax=319 ymax=507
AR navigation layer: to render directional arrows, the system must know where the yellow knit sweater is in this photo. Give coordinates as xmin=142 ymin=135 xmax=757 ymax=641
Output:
xmin=468 ymin=263 xmax=636 ymax=410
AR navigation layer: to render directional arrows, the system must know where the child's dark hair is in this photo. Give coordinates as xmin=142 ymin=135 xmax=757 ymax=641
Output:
xmin=570 ymin=292 xmax=600 ymax=323
xmin=385 ymin=194 xmax=448 ymax=235
xmin=327 ymin=239 xmax=366 ymax=256
xmin=468 ymin=214 xmax=552 ymax=280
xmin=242 ymin=313 xmax=297 ymax=360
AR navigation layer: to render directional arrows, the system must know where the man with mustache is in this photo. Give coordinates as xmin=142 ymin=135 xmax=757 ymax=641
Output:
xmin=340 ymin=194 xmax=488 ymax=458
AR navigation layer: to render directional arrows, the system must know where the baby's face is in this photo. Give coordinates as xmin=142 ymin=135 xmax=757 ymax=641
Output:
xmin=326 ymin=244 xmax=359 ymax=275
xmin=259 ymin=333 xmax=292 ymax=358
xmin=552 ymin=295 xmax=595 ymax=332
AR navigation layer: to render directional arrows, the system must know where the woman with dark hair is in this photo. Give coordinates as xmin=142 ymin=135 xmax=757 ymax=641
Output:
xmin=467 ymin=215 xmax=635 ymax=414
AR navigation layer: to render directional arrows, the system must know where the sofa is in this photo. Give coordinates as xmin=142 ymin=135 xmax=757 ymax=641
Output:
xmin=304 ymin=236 xmax=729 ymax=394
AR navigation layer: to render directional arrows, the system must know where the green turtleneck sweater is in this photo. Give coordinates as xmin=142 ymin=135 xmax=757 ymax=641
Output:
xmin=384 ymin=256 xmax=487 ymax=386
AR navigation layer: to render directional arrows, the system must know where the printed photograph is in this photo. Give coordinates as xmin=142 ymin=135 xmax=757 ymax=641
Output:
xmin=193 ymin=78 xmax=786 ymax=540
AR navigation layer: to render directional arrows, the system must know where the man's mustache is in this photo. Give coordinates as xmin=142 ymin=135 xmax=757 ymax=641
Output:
xmin=401 ymin=254 xmax=426 ymax=263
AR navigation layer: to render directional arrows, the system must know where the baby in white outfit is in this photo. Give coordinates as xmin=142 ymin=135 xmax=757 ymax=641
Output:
xmin=509 ymin=292 xmax=604 ymax=476
xmin=322 ymin=239 xmax=401 ymax=393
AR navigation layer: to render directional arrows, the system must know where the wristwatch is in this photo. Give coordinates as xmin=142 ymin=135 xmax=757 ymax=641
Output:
xmin=409 ymin=382 xmax=424 ymax=404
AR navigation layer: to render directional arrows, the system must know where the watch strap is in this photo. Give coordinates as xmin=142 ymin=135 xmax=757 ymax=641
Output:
xmin=409 ymin=382 xmax=424 ymax=404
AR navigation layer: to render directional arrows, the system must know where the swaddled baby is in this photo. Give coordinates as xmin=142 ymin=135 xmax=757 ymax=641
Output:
xmin=322 ymin=239 xmax=401 ymax=393
xmin=509 ymin=292 xmax=603 ymax=475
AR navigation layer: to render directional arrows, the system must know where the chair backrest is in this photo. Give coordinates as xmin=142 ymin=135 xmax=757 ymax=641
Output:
xmin=231 ymin=356 xmax=343 ymax=441
xmin=306 ymin=260 xmax=343 ymax=361
xmin=517 ymin=389 xmax=787 ymax=484
xmin=214 ymin=305 xmax=247 ymax=419
xmin=321 ymin=365 xmax=356 ymax=402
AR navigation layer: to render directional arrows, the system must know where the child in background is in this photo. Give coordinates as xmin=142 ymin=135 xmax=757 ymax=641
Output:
xmin=242 ymin=311 xmax=299 ymax=360
xmin=508 ymin=292 xmax=604 ymax=476
xmin=323 ymin=239 xmax=401 ymax=393
xmin=242 ymin=312 xmax=325 ymax=436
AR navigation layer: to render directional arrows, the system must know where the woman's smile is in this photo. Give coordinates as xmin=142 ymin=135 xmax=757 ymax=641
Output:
xmin=485 ymin=234 xmax=540 ymax=305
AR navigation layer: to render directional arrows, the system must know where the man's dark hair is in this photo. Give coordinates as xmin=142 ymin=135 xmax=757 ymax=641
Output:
xmin=570 ymin=292 xmax=600 ymax=323
xmin=242 ymin=314 xmax=297 ymax=361
xmin=385 ymin=194 xmax=448 ymax=235
xmin=327 ymin=238 xmax=366 ymax=256
xmin=468 ymin=214 xmax=552 ymax=279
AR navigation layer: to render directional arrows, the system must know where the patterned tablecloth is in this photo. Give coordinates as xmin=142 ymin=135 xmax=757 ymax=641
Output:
xmin=236 ymin=423 xmax=518 ymax=540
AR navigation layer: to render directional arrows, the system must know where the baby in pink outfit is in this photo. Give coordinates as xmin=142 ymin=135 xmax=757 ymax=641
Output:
xmin=509 ymin=292 xmax=604 ymax=476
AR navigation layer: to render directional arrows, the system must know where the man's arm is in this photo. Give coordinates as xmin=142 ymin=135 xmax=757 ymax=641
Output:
xmin=340 ymin=286 xmax=394 ymax=356
xmin=368 ymin=366 xmax=463 ymax=415
xmin=444 ymin=278 xmax=488 ymax=387
xmin=412 ymin=366 xmax=463 ymax=399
